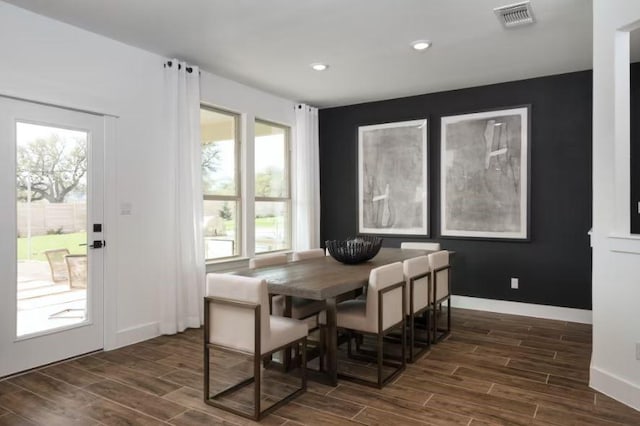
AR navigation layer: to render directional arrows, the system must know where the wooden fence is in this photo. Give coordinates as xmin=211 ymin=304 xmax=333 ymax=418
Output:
xmin=17 ymin=202 xmax=86 ymax=236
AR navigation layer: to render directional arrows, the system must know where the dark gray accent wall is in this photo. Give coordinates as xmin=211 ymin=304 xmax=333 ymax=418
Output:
xmin=319 ymin=71 xmax=593 ymax=310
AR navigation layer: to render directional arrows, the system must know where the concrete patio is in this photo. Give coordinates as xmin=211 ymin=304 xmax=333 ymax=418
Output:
xmin=17 ymin=260 xmax=86 ymax=336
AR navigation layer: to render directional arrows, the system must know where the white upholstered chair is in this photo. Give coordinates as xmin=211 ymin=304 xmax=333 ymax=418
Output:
xmin=428 ymin=250 xmax=452 ymax=343
xmin=402 ymin=256 xmax=432 ymax=362
xmin=249 ymin=253 xmax=288 ymax=269
xmin=291 ymin=248 xmax=325 ymax=261
xmin=285 ymin=248 xmax=327 ymax=322
xmin=249 ymin=252 xmax=324 ymax=324
xmin=401 ymin=241 xmax=441 ymax=251
xmin=333 ymin=262 xmax=406 ymax=388
xmin=204 ymin=273 xmax=307 ymax=420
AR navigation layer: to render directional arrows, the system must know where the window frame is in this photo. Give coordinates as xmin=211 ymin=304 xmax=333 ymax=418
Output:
xmin=201 ymin=104 xmax=242 ymax=262
xmin=254 ymin=118 xmax=292 ymax=254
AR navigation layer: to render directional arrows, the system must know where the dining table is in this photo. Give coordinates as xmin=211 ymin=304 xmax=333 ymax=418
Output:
xmin=231 ymin=247 xmax=434 ymax=386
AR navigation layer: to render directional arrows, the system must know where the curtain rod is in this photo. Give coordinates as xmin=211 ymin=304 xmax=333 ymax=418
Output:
xmin=164 ymin=60 xmax=196 ymax=74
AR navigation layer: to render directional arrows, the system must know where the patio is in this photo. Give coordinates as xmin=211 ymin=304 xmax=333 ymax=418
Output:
xmin=17 ymin=260 xmax=86 ymax=336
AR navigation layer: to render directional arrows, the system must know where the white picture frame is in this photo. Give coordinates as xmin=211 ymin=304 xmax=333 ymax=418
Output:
xmin=358 ymin=119 xmax=428 ymax=235
xmin=440 ymin=106 xmax=530 ymax=240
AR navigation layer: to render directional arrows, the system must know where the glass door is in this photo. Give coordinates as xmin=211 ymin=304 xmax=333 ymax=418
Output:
xmin=0 ymin=97 xmax=105 ymax=377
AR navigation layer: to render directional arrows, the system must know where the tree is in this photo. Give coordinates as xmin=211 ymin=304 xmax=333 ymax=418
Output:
xmin=201 ymin=142 xmax=221 ymax=193
xmin=16 ymin=135 xmax=86 ymax=203
xmin=219 ymin=202 xmax=232 ymax=221
xmin=255 ymin=167 xmax=284 ymax=197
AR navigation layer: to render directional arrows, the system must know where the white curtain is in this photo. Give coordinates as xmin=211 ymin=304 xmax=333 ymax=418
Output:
xmin=160 ymin=59 xmax=205 ymax=334
xmin=294 ymin=104 xmax=321 ymax=249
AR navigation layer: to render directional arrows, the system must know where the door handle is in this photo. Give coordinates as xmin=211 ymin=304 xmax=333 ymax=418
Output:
xmin=89 ymin=240 xmax=106 ymax=249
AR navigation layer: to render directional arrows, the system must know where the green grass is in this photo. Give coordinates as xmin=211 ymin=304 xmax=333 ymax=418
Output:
xmin=17 ymin=232 xmax=87 ymax=261
xmin=219 ymin=216 xmax=282 ymax=233
xmin=255 ymin=216 xmax=280 ymax=227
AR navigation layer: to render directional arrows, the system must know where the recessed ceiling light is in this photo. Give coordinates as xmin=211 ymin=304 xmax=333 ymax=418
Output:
xmin=410 ymin=40 xmax=432 ymax=51
xmin=310 ymin=63 xmax=328 ymax=71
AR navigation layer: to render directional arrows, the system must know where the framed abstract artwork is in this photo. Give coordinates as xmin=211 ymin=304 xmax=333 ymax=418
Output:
xmin=358 ymin=119 xmax=428 ymax=235
xmin=440 ymin=106 xmax=530 ymax=240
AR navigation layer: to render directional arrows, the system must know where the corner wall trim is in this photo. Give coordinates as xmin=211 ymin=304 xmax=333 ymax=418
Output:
xmin=112 ymin=322 xmax=159 ymax=350
xmin=590 ymin=365 xmax=640 ymax=411
xmin=450 ymin=296 xmax=592 ymax=324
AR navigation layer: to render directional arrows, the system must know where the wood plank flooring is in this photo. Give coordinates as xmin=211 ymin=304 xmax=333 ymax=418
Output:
xmin=1 ymin=308 xmax=639 ymax=425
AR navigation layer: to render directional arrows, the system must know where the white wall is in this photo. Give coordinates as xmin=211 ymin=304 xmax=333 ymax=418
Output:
xmin=0 ymin=1 xmax=296 ymax=350
xmin=592 ymin=0 xmax=640 ymax=410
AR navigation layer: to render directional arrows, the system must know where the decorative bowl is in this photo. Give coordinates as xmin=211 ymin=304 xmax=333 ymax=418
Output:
xmin=325 ymin=236 xmax=383 ymax=264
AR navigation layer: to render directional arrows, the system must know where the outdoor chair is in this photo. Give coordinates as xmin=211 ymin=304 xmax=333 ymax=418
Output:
xmin=44 ymin=248 xmax=70 ymax=282
xmin=65 ymin=254 xmax=87 ymax=288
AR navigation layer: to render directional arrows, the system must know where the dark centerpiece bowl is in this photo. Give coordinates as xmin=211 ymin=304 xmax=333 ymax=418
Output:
xmin=325 ymin=236 xmax=383 ymax=264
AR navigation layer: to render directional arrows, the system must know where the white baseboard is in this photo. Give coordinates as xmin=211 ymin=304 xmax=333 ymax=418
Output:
xmin=590 ymin=365 xmax=640 ymax=412
xmin=111 ymin=322 xmax=160 ymax=350
xmin=450 ymin=296 xmax=592 ymax=324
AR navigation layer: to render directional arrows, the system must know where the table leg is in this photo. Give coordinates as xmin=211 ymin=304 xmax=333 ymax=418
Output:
xmin=283 ymin=296 xmax=292 ymax=370
xmin=325 ymin=297 xmax=338 ymax=386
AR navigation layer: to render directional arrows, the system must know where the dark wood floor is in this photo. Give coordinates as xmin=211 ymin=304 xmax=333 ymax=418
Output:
xmin=1 ymin=308 xmax=639 ymax=425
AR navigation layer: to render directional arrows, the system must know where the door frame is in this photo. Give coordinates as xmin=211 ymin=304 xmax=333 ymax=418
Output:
xmin=0 ymin=95 xmax=119 ymax=376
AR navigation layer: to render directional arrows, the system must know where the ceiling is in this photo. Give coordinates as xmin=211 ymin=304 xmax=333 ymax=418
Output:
xmin=5 ymin=0 xmax=596 ymax=108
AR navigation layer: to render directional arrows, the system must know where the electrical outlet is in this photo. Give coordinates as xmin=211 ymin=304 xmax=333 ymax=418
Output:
xmin=636 ymin=343 xmax=640 ymax=360
xmin=511 ymin=277 xmax=519 ymax=289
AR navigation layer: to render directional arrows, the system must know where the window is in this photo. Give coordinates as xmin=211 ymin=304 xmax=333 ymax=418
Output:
xmin=254 ymin=120 xmax=291 ymax=253
xmin=201 ymin=107 xmax=240 ymax=260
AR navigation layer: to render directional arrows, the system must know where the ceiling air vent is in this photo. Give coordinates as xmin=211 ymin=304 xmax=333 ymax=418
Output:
xmin=494 ymin=1 xmax=535 ymax=28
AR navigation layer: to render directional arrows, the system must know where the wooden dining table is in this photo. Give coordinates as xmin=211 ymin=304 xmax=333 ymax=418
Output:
xmin=231 ymin=247 xmax=432 ymax=386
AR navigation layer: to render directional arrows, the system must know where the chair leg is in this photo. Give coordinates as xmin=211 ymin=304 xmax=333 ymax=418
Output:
xmin=355 ymin=332 xmax=363 ymax=353
xmin=401 ymin=319 xmax=407 ymax=370
xmin=254 ymin=349 xmax=261 ymax=420
xmin=408 ymin=314 xmax=415 ymax=362
xmin=204 ymin=345 xmax=210 ymax=400
xmin=377 ymin=332 xmax=384 ymax=388
xmin=301 ymin=339 xmax=308 ymax=390
xmin=319 ymin=325 xmax=325 ymax=372
xmin=447 ymin=298 xmax=451 ymax=335
xmin=434 ymin=302 xmax=438 ymax=344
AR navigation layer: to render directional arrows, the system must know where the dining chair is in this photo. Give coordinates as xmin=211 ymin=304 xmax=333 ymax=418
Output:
xmin=331 ymin=262 xmax=406 ymax=388
xmin=204 ymin=273 xmax=307 ymax=420
xmin=401 ymin=241 xmax=441 ymax=251
xmin=248 ymin=253 xmax=288 ymax=269
xmin=291 ymin=248 xmax=325 ymax=261
xmin=402 ymin=255 xmax=432 ymax=362
xmin=286 ymin=248 xmax=327 ymax=322
xmin=428 ymin=250 xmax=452 ymax=343
xmin=249 ymin=252 xmax=324 ymax=323
xmin=249 ymin=251 xmax=324 ymax=369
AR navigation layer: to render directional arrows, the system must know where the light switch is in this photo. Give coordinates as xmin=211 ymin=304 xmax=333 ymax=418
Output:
xmin=120 ymin=202 xmax=132 ymax=216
